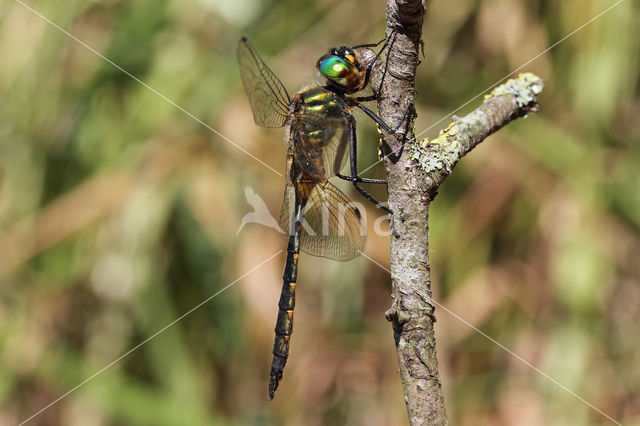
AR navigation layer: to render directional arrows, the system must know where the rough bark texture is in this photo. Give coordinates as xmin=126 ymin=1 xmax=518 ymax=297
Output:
xmin=377 ymin=2 xmax=448 ymax=425
xmin=375 ymin=2 xmax=544 ymax=425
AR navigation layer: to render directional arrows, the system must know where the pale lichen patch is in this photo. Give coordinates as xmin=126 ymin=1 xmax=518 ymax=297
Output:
xmin=410 ymin=124 xmax=462 ymax=174
xmin=485 ymin=72 xmax=544 ymax=108
xmin=411 ymin=73 xmax=542 ymax=176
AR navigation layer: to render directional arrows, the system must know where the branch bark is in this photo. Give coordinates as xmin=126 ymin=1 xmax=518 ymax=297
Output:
xmin=374 ymin=2 xmax=544 ymax=424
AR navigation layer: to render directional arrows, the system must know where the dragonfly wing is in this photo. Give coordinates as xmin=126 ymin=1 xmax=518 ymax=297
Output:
xmin=320 ymin=120 xmax=350 ymax=178
xmin=279 ymin=152 xmax=297 ymax=235
xmin=289 ymin=114 xmax=350 ymax=179
xmin=300 ymin=181 xmax=366 ymax=261
xmin=237 ymin=37 xmax=291 ymax=128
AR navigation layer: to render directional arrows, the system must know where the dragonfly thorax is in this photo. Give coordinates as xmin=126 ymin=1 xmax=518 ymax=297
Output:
xmin=297 ymin=87 xmax=348 ymax=117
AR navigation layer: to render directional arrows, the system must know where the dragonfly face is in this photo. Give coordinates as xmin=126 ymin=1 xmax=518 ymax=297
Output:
xmin=317 ymin=46 xmax=369 ymax=93
xmin=237 ymin=36 xmax=390 ymax=400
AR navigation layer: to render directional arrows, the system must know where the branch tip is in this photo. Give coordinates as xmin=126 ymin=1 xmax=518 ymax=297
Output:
xmin=410 ymin=72 xmax=544 ymax=179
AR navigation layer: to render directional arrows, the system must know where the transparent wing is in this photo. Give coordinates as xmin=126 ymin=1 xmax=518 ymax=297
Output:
xmin=289 ymin=114 xmax=350 ymax=179
xmin=280 ymin=180 xmax=366 ymax=261
xmin=279 ymin=151 xmax=297 ymax=235
xmin=237 ymin=37 xmax=291 ymax=128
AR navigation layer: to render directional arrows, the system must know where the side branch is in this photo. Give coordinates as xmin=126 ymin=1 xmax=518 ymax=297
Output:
xmin=411 ymin=73 xmax=544 ymax=191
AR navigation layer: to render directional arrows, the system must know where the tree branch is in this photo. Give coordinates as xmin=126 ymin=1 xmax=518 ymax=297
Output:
xmin=411 ymin=73 xmax=544 ymax=190
xmin=375 ymin=1 xmax=544 ymax=425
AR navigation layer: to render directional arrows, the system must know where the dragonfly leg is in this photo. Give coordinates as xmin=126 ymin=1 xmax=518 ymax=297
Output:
xmin=371 ymin=31 xmax=395 ymax=97
xmin=337 ymin=172 xmax=393 ymax=214
xmin=360 ymin=30 xmax=398 ymax=91
xmin=355 ymin=102 xmax=413 ymax=135
xmin=354 ymin=94 xmax=376 ymax=102
xmin=352 ymin=31 xmax=414 ymax=134
xmin=355 ymin=103 xmax=394 ymax=133
xmin=335 ymin=116 xmax=393 ymax=215
xmin=336 ymin=172 xmax=386 ymax=185
xmin=351 ymin=181 xmax=392 ymax=215
xmin=352 ymin=35 xmax=387 ymax=49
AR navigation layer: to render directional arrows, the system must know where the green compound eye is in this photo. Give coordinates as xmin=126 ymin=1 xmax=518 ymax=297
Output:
xmin=319 ymin=56 xmax=349 ymax=79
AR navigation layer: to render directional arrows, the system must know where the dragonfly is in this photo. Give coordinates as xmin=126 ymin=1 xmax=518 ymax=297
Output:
xmin=237 ymin=36 xmax=398 ymax=400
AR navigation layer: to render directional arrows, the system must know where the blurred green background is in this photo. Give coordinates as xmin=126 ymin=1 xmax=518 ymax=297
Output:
xmin=1 ymin=0 xmax=639 ymax=424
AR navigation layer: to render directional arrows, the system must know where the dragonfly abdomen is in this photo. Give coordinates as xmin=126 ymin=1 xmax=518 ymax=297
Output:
xmin=269 ymin=216 xmax=302 ymax=400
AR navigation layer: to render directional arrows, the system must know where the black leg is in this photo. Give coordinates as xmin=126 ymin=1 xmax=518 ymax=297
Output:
xmin=394 ymin=100 xmax=414 ymax=132
xmin=340 ymin=116 xmax=392 ymax=215
xmin=354 ymin=95 xmax=376 ymax=102
xmin=354 ymin=101 xmax=413 ymax=134
xmin=352 ymin=36 xmax=386 ymax=49
xmin=360 ymin=30 xmax=398 ymax=90
xmin=350 ymin=31 xmax=411 ymax=135
xmin=331 ymin=122 xmax=385 ymax=185
xmin=373 ymin=31 xmax=397 ymax=97
xmin=336 ymin=173 xmax=386 ymax=184
xmin=354 ymin=103 xmax=394 ymax=134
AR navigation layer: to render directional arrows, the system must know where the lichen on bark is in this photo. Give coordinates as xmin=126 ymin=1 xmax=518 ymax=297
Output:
xmin=410 ymin=73 xmax=544 ymax=184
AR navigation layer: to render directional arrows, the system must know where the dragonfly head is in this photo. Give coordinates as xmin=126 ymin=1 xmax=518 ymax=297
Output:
xmin=317 ymin=46 xmax=367 ymax=94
